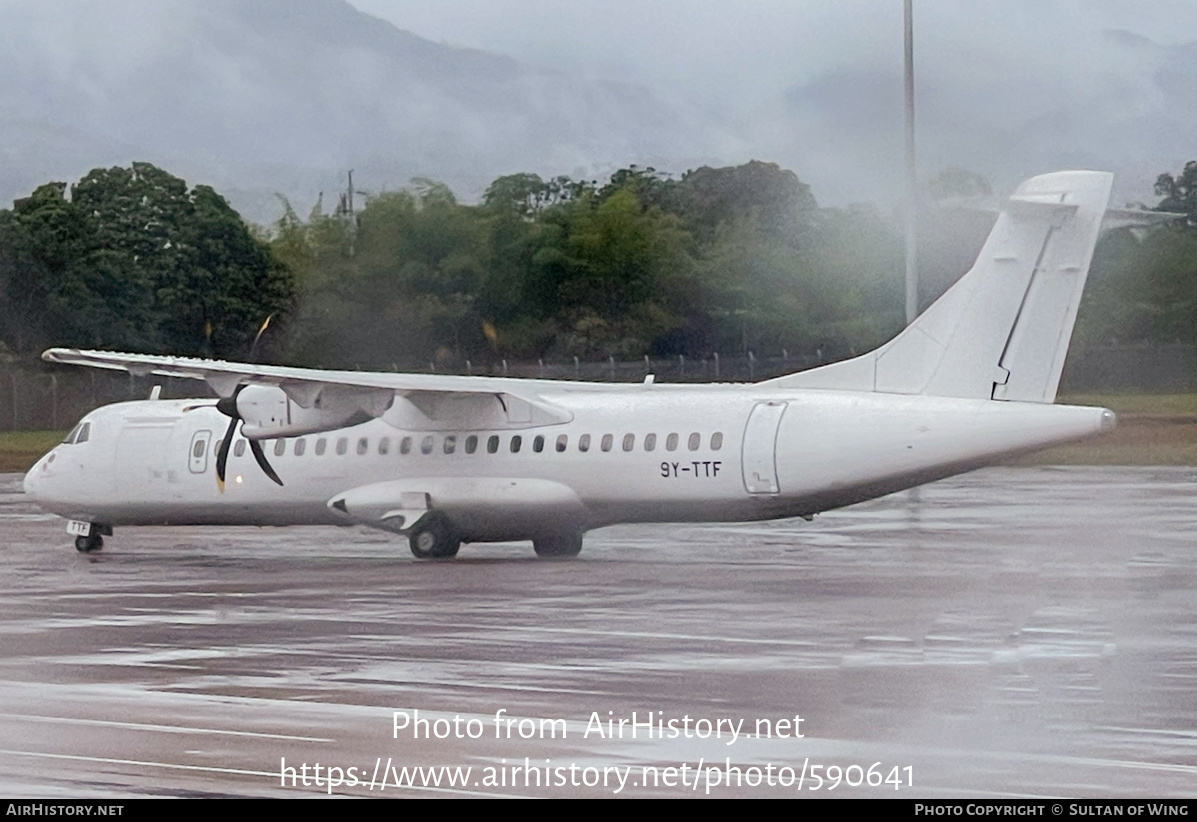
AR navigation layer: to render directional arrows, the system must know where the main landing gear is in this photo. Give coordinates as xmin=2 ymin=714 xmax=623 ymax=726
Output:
xmin=408 ymin=515 xmax=461 ymax=560
xmin=405 ymin=517 xmax=586 ymax=561
xmin=532 ymin=532 xmax=584 ymax=560
xmin=75 ymin=533 xmax=103 ymax=553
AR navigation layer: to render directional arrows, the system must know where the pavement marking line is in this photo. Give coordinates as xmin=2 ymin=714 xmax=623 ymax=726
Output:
xmin=1009 ymin=753 xmax=1197 ymax=776
xmin=486 ymin=625 xmax=821 ymax=647
xmin=0 ymin=749 xmax=523 ymax=798
xmin=0 ymin=712 xmax=332 ymax=742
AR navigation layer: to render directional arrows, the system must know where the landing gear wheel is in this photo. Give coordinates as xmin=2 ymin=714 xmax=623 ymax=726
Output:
xmin=75 ymin=534 xmax=103 ymax=553
xmin=408 ymin=516 xmax=460 ymax=560
xmin=533 ymin=532 xmax=583 ymax=559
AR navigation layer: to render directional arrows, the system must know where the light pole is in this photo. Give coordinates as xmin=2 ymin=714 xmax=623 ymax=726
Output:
xmin=904 ymin=0 xmax=918 ymax=325
xmin=904 ymin=0 xmax=922 ymax=517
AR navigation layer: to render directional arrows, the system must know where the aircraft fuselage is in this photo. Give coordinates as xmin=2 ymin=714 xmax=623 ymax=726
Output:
xmin=24 ymin=383 xmax=1112 ymax=544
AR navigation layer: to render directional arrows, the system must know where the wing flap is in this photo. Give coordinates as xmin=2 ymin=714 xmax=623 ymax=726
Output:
xmin=43 ymin=348 xmax=574 ymax=427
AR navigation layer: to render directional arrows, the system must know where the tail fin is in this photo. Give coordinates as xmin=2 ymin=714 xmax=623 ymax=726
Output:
xmin=766 ymin=170 xmax=1113 ymax=403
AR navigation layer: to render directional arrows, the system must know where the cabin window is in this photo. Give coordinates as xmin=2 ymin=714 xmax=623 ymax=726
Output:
xmin=666 ymin=433 xmax=679 ymax=451
xmin=444 ymin=435 xmax=457 ymax=454
xmin=622 ymin=433 xmax=635 ymax=452
xmin=510 ymin=435 xmax=522 ymax=453
xmin=76 ymin=422 xmax=91 ymax=444
xmin=192 ymin=440 xmax=206 ymax=459
xmin=533 ymin=435 xmax=545 ymax=453
xmin=378 ymin=437 xmax=390 ymax=455
xmin=578 ymin=434 xmax=591 ymax=452
xmin=336 ymin=437 xmax=348 ymax=455
xmin=688 ymin=432 xmax=701 ymax=451
xmin=421 ymin=436 xmax=435 ymax=455
xmin=556 ymin=434 xmax=568 ymax=452
xmin=601 ymin=434 xmax=613 ymax=452
xmin=275 ymin=439 xmax=287 ymax=457
xmin=465 ymin=435 xmax=478 ymax=454
xmin=356 ymin=437 xmax=369 ymax=455
xmin=711 ymin=432 xmax=723 ymax=450
xmin=62 ymin=424 xmax=81 ymax=445
xmin=487 ymin=435 xmax=500 ymax=454
xmin=400 ymin=436 xmax=412 ymax=455
xmin=644 ymin=433 xmax=656 ymax=452
xmin=235 ymin=440 xmax=247 ymax=457
xmin=294 ymin=439 xmax=306 ymax=456
xmin=314 ymin=438 xmax=326 ymax=456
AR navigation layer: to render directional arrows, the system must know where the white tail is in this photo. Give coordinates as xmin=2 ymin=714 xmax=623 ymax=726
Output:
xmin=767 ymin=170 xmax=1113 ymax=403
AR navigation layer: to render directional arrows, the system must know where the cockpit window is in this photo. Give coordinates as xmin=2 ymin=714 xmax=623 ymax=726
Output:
xmin=62 ymin=421 xmax=94 ymax=445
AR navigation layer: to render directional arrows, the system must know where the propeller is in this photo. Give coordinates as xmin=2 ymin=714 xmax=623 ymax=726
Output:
xmin=214 ymin=385 xmax=284 ymax=491
xmin=214 ymin=316 xmax=283 ymax=492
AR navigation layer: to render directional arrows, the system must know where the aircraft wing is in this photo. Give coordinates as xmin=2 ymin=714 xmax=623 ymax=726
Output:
xmin=41 ymin=348 xmax=575 ymax=428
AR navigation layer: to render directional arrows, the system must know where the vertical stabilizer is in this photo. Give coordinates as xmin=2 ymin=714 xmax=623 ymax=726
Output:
xmin=766 ymin=171 xmax=1113 ymax=403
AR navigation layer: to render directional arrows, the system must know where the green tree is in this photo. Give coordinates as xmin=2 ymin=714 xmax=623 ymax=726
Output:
xmin=267 ymin=161 xmax=908 ymax=368
xmin=0 ymin=180 xmax=159 ymax=352
xmin=1154 ymin=161 xmax=1197 ymax=228
xmin=1077 ymin=226 xmax=1197 ymax=345
xmin=676 ymin=160 xmax=817 ymax=241
xmin=549 ymin=187 xmax=693 ymax=357
xmin=1074 ymin=159 xmax=1197 ymax=346
xmin=0 ymin=163 xmax=294 ymax=357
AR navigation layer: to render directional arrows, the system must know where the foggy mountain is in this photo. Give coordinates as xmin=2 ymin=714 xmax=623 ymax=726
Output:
xmin=764 ymin=27 xmax=1197 ymax=209
xmin=0 ymin=0 xmax=736 ymax=223
xmin=2 ymin=0 xmax=1197 ymax=223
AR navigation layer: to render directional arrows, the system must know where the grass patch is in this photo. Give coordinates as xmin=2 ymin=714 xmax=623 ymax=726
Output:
xmin=1020 ymin=393 xmax=1197 ymax=465
xmin=0 ymin=431 xmax=66 ymax=473
xmin=1013 ymin=439 xmax=1197 ymax=466
xmin=1057 ymin=393 xmax=1197 ymax=417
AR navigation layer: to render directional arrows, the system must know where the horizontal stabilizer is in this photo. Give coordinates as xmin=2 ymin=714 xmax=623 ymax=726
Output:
xmin=1101 ymin=208 xmax=1184 ymax=232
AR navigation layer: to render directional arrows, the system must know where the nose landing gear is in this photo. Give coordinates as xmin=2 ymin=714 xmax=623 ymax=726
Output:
xmin=75 ymin=533 xmax=104 ymax=553
xmin=68 ymin=521 xmax=111 ymax=553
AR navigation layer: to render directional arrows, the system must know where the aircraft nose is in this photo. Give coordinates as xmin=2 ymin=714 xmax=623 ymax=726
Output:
xmin=22 ymin=450 xmax=54 ymax=501
xmin=22 ymin=463 xmax=40 ymax=499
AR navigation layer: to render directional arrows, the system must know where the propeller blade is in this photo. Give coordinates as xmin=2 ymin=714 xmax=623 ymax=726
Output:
xmin=215 ymin=391 xmax=240 ymax=419
xmin=248 ymin=438 xmax=284 ymax=487
xmin=211 ymin=381 xmax=282 ymax=488
xmin=248 ymin=314 xmax=273 ymax=363
xmin=215 ymin=415 xmax=238 ymax=492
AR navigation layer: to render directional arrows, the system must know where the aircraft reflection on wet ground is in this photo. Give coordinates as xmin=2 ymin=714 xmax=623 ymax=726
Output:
xmin=1 ymin=466 xmax=1195 ymax=797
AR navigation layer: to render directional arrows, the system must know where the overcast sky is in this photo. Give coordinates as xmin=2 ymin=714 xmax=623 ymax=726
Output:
xmin=343 ymin=0 xmax=1197 ymax=204
xmin=4 ymin=0 xmax=1196 ymax=213
xmin=348 ymin=0 xmax=1197 ymax=109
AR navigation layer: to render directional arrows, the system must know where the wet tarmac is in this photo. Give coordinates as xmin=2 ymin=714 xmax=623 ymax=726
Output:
xmin=1 ymin=466 xmax=1196 ymax=798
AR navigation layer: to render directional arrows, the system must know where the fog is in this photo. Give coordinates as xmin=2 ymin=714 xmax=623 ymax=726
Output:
xmin=3 ymin=0 xmax=1197 ymax=218
xmin=350 ymin=0 xmax=1197 ymax=205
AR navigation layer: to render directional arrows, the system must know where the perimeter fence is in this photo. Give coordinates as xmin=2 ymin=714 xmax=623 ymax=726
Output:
xmin=1 ymin=344 xmax=1193 ymax=432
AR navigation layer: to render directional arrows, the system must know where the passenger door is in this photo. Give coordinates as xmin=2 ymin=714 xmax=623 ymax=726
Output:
xmin=741 ymin=401 xmax=787 ymax=494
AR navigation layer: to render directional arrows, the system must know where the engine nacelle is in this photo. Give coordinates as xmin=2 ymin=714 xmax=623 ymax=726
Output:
xmin=235 ymin=384 xmax=395 ymax=438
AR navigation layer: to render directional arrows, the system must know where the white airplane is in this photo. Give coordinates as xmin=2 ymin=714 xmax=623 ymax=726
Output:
xmin=25 ymin=170 xmax=1121 ymax=560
